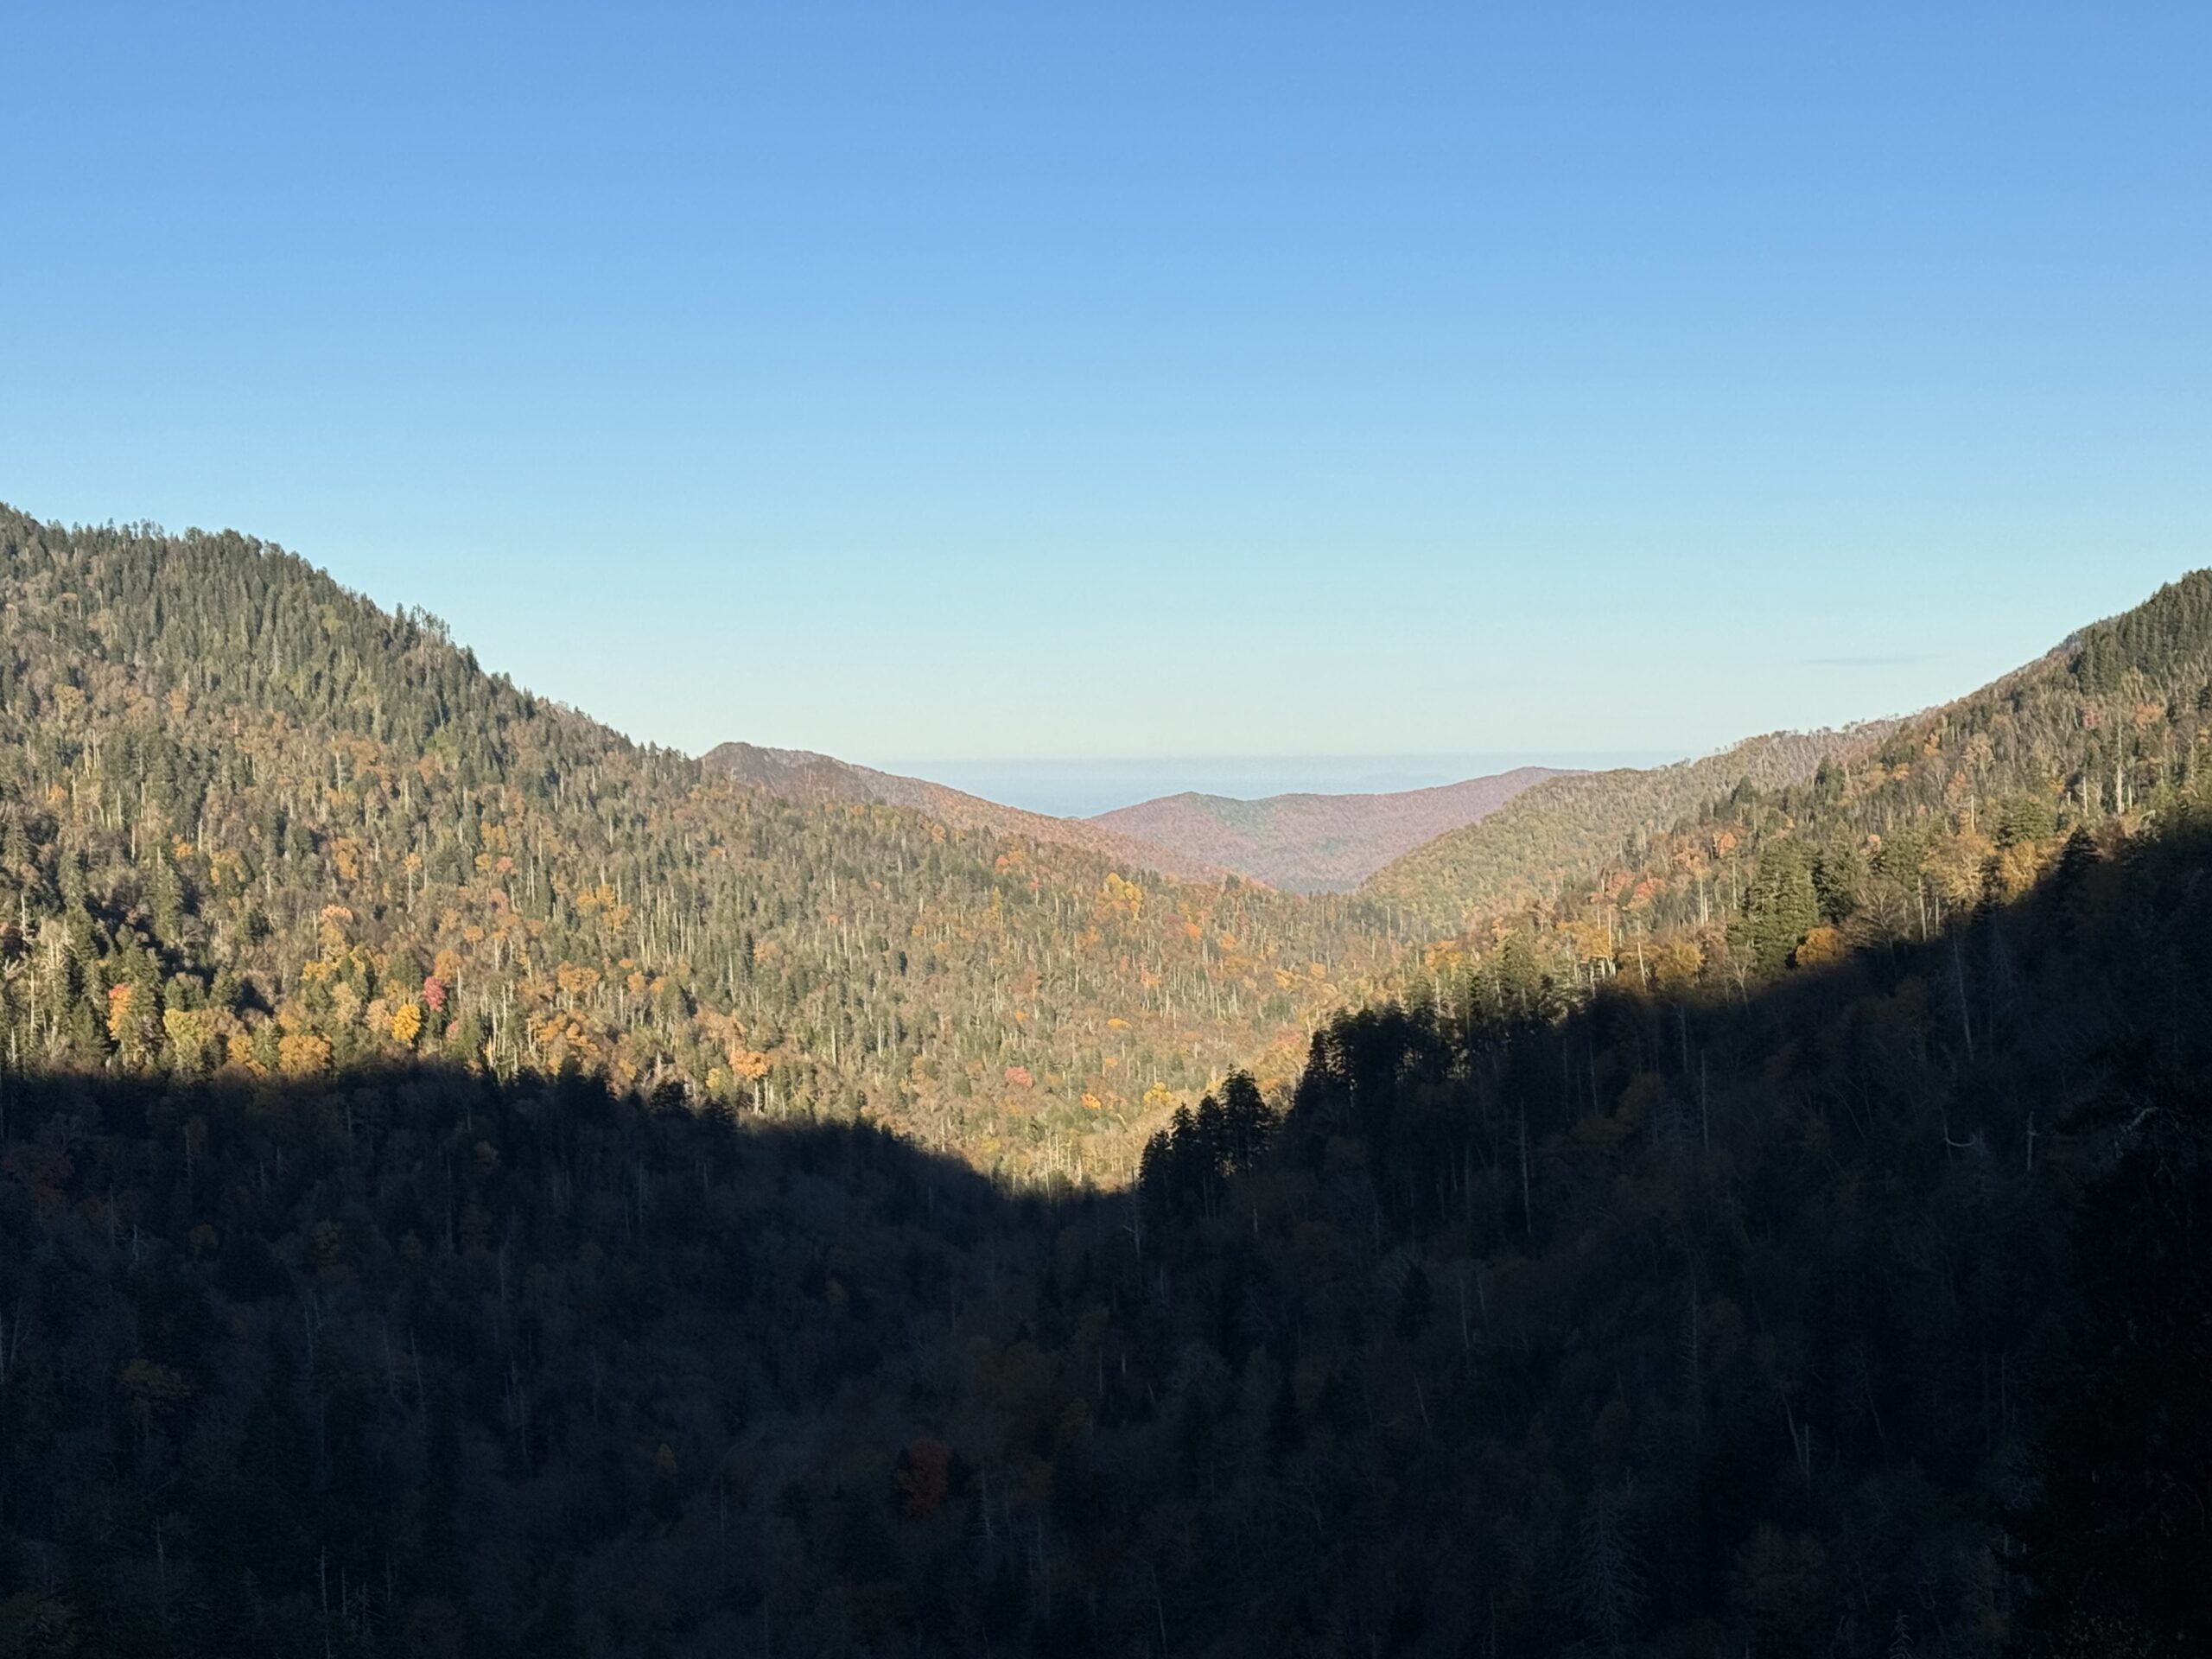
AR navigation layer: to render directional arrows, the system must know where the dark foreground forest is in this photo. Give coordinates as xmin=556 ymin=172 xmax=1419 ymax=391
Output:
xmin=3 ymin=802 xmax=2208 ymax=1656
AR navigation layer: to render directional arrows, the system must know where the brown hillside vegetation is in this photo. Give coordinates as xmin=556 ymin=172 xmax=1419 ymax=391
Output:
xmin=0 ymin=508 xmax=1411 ymax=1184
xmin=702 ymin=741 xmax=1226 ymax=883
xmin=5 ymin=711 xmax=2205 ymax=1656
xmin=1362 ymin=726 xmax=1895 ymax=932
xmin=1091 ymin=765 xmax=1565 ymax=893
xmin=3 ymin=503 xmax=2208 ymax=1656
xmin=1369 ymin=572 xmax=2212 ymax=1020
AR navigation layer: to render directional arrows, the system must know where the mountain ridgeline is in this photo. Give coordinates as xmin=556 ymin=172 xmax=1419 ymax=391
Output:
xmin=0 ymin=505 xmax=2208 ymax=1656
xmin=0 ymin=508 xmax=1414 ymax=1185
xmin=1359 ymin=728 xmax=1889 ymax=932
xmin=1363 ymin=574 xmax=2212 ymax=1013
xmin=701 ymin=742 xmax=1231 ymax=885
xmin=1091 ymin=766 xmax=1565 ymax=893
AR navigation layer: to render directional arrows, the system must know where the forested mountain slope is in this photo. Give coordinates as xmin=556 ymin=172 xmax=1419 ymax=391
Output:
xmin=1383 ymin=571 xmax=2212 ymax=1005
xmin=1362 ymin=728 xmax=1878 ymax=931
xmin=702 ymin=741 xmax=1225 ymax=884
xmin=0 ymin=508 xmax=1407 ymax=1181
xmin=1090 ymin=766 xmax=1564 ymax=893
xmin=2 ymin=511 xmax=2206 ymax=1655
xmin=3 ymin=732 xmax=2202 ymax=1656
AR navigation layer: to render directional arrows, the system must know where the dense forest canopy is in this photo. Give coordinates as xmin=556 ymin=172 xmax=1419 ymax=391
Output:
xmin=1367 ymin=573 xmax=2212 ymax=1020
xmin=2 ymin=741 xmax=2205 ymax=1656
xmin=0 ymin=507 xmax=2207 ymax=1656
xmin=1361 ymin=729 xmax=1880 ymax=931
xmin=0 ymin=507 xmax=1422 ymax=1182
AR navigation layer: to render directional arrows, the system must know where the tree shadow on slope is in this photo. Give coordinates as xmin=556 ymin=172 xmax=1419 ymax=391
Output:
xmin=2 ymin=821 xmax=2209 ymax=1657
xmin=1142 ymin=816 xmax=2212 ymax=1659
xmin=0 ymin=1062 xmax=1070 ymax=1658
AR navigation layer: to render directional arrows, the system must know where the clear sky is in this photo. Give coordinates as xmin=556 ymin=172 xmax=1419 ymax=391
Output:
xmin=3 ymin=3 xmax=2206 ymax=788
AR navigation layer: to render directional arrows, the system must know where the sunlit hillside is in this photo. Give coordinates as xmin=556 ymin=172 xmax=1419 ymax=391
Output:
xmin=0 ymin=508 xmax=1414 ymax=1181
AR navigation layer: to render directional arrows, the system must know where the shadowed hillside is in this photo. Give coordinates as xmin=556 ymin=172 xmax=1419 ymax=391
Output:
xmin=1091 ymin=766 xmax=1565 ymax=893
xmin=2 ymin=778 xmax=2205 ymax=1656
xmin=7 ymin=504 xmax=2209 ymax=1654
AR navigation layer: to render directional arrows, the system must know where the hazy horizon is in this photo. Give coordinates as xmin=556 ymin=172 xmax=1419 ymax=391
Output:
xmin=861 ymin=751 xmax=1678 ymax=818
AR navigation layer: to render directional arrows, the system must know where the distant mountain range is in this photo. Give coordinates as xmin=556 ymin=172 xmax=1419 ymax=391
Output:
xmin=1091 ymin=767 xmax=1567 ymax=892
xmin=709 ymin=746 xmax=1581 ymax=894
xmin=700 ymin=741 xmax=1232 ymax=883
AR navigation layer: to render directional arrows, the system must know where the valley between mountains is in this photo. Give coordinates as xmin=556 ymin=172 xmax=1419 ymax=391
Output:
xmin=2 ymin=504 xmax=2208 ymax=1656
xmin=0 ymin=504 xmax=1698 ymax=1184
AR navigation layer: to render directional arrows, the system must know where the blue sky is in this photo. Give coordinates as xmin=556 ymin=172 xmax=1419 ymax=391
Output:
xmin=3 ymin=3 xmax=2206 ymax=796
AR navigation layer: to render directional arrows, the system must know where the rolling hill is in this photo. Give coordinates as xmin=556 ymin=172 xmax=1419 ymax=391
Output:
xmin=1090 ymin=766 xmax=1565 ymax=893
xmin=702 ymin=740 xmax=1225 ymax=883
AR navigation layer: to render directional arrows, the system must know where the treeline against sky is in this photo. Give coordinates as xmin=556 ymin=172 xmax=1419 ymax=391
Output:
xmin=0 ymin=507 xmax=1406 ymax=1185
xmin=1368 ymin=569 xmax=2212 ymax=1013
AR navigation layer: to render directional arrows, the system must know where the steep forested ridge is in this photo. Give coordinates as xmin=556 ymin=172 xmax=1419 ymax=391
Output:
xmin=1370 ymin=574 xmax=2212 ymax=1009
xmin=1091 ymin=766 xmax=1565 ymax=893
xmin=0 ymin=509 xmax=1407 ymax=1181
